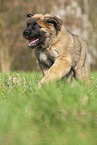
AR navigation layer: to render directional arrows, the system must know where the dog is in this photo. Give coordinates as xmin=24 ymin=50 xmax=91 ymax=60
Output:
xmin=23 ymin=13 xmax=89 ymax=87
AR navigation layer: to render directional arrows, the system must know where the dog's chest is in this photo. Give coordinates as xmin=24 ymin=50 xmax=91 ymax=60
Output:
xmin=39 ymin=52 xmax=48 ymax=62
xmin=35 ymin=49 xmax=56 ymax=67
xmin=35 ymin=46 xmax=59 ymax=66
xmin=39 ymin=51 xmax=54 ymax=66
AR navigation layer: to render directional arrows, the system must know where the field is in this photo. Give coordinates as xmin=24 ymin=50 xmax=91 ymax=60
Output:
xmin=0 ymin=72 xmax=97 ymax=145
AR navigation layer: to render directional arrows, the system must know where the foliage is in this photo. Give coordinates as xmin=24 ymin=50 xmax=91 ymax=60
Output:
xmin=0 ymin=72 xmax=97 ymax=145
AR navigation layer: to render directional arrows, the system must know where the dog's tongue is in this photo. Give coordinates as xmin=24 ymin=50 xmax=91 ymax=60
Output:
xmin=28 ymin=38 xmax=39 ymax=46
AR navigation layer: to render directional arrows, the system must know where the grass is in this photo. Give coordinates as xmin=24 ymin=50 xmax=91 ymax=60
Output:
xmin=0 ymin=71 xmax=97 ymax=145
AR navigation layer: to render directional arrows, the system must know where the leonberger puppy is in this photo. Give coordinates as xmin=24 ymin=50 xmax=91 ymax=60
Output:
xmin=23 ymin=13 xmax=89 ymax=87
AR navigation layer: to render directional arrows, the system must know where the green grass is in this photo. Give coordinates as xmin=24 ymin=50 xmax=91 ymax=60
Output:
xmin=0 ymin=71 xmax=97 ymax=145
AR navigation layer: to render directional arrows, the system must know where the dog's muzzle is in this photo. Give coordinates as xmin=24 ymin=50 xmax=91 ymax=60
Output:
xmin=23 ymin=29 xmax=39 ymax=48
xmin=23 ymin=30 xmax=31 ymax=38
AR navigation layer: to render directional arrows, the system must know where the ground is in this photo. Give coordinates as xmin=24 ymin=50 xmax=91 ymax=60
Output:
xmin=0 ymin=71 xmax=97 ymax=145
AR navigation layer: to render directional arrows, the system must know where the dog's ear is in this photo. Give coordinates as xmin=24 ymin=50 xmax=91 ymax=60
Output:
xmin=27 ymin=13 xmax=36 ymax=18
xmin=44 ymin=16 xmax=63 ymax=34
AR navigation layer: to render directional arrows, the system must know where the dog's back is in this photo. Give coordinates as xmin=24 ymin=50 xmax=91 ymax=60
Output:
xmin=65 ymin=30 xmax=89 ymax=82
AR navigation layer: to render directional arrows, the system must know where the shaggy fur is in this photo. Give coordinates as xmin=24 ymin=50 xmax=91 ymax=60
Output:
xmin=23 ymin=13 xmax=89 ymax=86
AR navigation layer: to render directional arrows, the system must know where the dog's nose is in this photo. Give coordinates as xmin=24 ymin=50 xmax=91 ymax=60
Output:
xmin=23 ymin=30 xmax=31 ymax=36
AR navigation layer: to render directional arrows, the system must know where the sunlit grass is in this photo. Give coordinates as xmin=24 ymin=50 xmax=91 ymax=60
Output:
xmin=0 ymin=71 xmax=97 ymax=145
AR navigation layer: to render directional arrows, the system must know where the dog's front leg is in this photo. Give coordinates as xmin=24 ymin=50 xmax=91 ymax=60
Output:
xmin=38 ymin=57 xmax=71 ymax=87
xmin=38 ymin=61 xmax=49 ymax=76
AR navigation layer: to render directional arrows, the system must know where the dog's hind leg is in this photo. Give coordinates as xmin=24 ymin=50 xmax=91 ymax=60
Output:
xmin=74 ymin=64 xmax=89 ymax=86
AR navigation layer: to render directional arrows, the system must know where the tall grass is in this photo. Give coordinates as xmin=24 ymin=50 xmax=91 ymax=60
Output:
xmin=0 ymin=72 xmax=97 ymax=145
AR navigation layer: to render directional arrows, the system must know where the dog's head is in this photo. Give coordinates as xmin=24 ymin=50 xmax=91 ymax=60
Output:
xmin=23 ymin=13 xmax=63 ymax=49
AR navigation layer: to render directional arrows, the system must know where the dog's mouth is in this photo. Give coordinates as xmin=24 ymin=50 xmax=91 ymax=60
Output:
xmin=28 ymin=37 xmax=39 ymax=47
xmin=23 ymin=29 xmax=47 ymax=49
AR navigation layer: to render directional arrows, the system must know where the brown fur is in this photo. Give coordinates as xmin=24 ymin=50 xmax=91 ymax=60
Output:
xmin=23 ymin=13 xmax=89 ymax=87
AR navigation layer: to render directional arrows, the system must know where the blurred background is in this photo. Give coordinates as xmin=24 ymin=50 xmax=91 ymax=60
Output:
xmin=0 ymin=0 xmax=97 ymax=72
